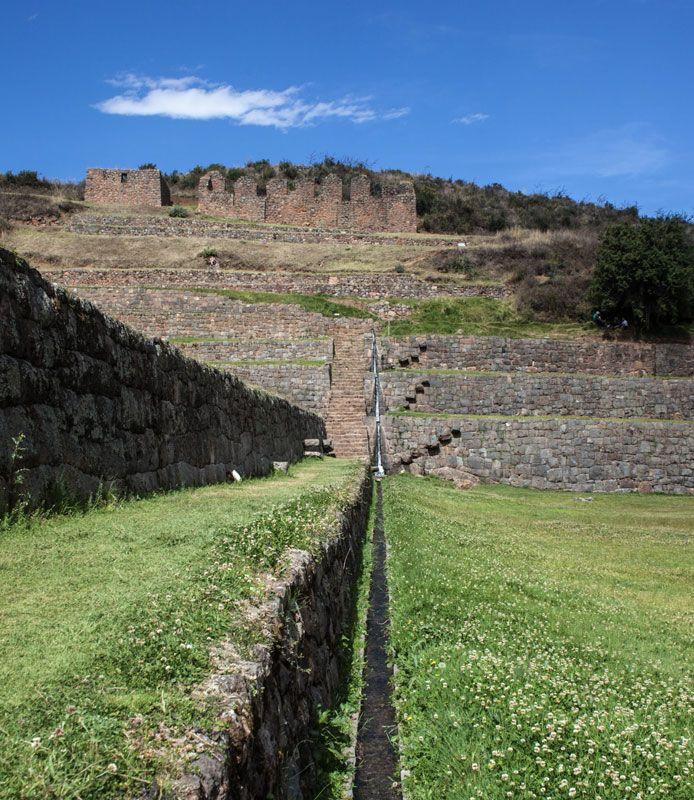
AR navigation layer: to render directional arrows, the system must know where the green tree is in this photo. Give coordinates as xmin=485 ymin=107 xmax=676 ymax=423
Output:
xmin=590 ymin=216 xmax=693 ymax=332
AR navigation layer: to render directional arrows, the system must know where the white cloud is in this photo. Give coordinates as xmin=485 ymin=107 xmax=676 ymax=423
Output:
xmin=96 ymin=75 xmax=409 ymax=128
xmin=452 ymin=112 xmax=489 ymax=125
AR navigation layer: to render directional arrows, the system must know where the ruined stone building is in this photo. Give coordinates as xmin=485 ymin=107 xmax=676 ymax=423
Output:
xmin=85 ymin=168 xmax=171 ymax=207
xmin=197 ymin=171 xmax=417 ymax=232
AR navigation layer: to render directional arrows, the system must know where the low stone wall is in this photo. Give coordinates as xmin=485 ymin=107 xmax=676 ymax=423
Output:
xmin=222 ymin=363 xmax=332 ymax=415
xmin=168 ymin=467 xmax=372 ymax=800
xmin=380 ymin=370 xmax=694 ymax=420
xmin=178 ymin=338 xmax=332 ymax=364
xmin=382 ymin=335 xmax=694 ymax=377
xmin=385 ymin=414 xmax=694 ymax=494
xmin=0 ymin=249 xmax=324 ymax=512
xmin=61 ymin=286 xmax=370 ymax=340
xmin=67 ymin=213 xmax=452 ymax=246
xmin=42 ymin=267 xmax=508 ymax=301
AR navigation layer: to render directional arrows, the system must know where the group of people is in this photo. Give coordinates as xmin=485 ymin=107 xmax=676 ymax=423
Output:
xmin=592 ymin=311 xmax=629 ymax=330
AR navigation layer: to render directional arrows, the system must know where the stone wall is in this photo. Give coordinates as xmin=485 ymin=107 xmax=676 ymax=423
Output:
xmin=43 ymin=267 xmax=507 ymax=301
xmin=222 ymin=363 xmax=332 ymax=416
xmin=198 ymin=171 xmax=417 ymax=232
xmin=68 ymin=212 xmax=448 ymax=245
xmin=382 ymin=335 xmax=694 ymax=377
xmin=178 ymin=338 xmax=332 ymax=364
xmin=62 ymin=286 xmax=371 ymax=340
xmin=380 ymin=370 xmax=694 ymax=420
xmin=84 ymin=169 xmax=171 ymax=207
xmin=167 ymin=467 xmax=371 ymax=799
xmin=385 ymin=414 xmax=694 ymax=494
xmin=0 ymin=249 xmax=324 ymax=512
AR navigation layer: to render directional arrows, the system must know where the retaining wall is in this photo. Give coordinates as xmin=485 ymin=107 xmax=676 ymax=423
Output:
xmin=0 ymin=249 xmax=324 ymax=512
xmin=222 ymin=363 xmax=332 ymax=416
xmin=42 ymin=267 xmax=507 ymax=301
xmin=382 ymin=335 xmax=694 ymax=377
xmin=178 ymin=338 xmax=332 ymax=364
xmin=168 ymin=467 xmax=372 ymax=800
xmin=385 ymin=414 xmax=694 ymax=494
xmin=67 ymin=213 xmax=447 ymax=246
xmin=62 ymin=286 xmax=371 ymax=340
xmin=380 ymin=370 xmax=694 ymax=420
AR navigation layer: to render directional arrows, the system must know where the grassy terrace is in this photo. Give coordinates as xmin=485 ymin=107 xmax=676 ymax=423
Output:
xmin=383 ymin=297 xmax=595 ymax=339
xmin=0 ymin=458 xmax=361 ymax=799
xmin=384 ymin=475 xmax=693 ymax=800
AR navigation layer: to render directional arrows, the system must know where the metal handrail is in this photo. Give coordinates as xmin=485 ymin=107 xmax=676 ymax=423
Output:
xmin=371 ymin=330 xmax=385 ymax=478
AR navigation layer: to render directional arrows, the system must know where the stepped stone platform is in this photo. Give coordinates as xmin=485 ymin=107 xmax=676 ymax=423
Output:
xmin=42 ymin=266 xmax=508 ymax=301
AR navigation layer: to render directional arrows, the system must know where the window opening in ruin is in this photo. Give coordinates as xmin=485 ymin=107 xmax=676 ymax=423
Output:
xmin=120 ymin=172 xmax=128 ymax=183
xmin=207 ymin=178 xmax=213 ymax=191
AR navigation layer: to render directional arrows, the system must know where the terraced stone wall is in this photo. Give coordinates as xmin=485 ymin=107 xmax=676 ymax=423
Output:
xmin=380 ymin=370 xmax=694 ymax=420
xmin=63 ymin=286 xmax=371 ymax=340
xmin=385 ymin=415 xmax=694 ymax=494
xmin=222 ymin=363 xmax=332 ymax=415
xmin=43 ymin=267 xmax=507 ymax=301
xmin=0 ymin=250 xmax=324 ymax=512
xmin=382 ymin=335 xmax=694 ymax=377
xmin=68 ymin=213 xmax=443 ymax=245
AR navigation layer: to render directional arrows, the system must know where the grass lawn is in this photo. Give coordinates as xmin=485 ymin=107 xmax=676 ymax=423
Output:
xmin=383 ymin=475 xmax=693 ymax=800
xmin=0 ymin=458 xmax=361 ymax=799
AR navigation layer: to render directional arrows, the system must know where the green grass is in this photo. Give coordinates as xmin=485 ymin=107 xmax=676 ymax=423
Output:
xmin=191 ymin=286 xmax=375 ymax=320
xmin=0 ymin=459 xmax=362 ymax=799
xmin=385 ymin=297 xmax=594 ymax=338
xmin=383 ymin=475 xmax=693 ymax=800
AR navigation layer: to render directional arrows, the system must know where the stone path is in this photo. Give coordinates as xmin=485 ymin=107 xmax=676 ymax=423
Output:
xmin=325 ymin=333 xmax=370 ymax=457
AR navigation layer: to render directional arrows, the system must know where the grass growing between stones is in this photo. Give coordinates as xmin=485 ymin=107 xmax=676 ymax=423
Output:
xmin=383 ymin=474 xmax=693 ymax=800
xmin=0 ymin=458 xmax=362 ymax=800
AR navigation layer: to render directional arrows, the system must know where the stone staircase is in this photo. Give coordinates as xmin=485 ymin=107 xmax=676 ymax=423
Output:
xmin=325 ymin=333 xmax=370 ymax=458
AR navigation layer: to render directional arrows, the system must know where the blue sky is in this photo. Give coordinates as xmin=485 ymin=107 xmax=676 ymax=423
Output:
xmin=2 ymin=0 xmax=692 ymax=216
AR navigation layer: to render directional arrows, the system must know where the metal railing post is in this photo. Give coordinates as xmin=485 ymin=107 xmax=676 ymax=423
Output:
xmin=371 ymin=330 xmax=385 ymax=478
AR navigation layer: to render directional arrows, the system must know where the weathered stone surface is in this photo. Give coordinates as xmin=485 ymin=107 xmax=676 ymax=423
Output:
xmin=382 ymin=335 xmax=694 ymax=377
xmin=164 ymin=467 xmax=371 ymax=800
xmin=198 ymin=171 xmax=417 ymax=233
xmin=0 ymin=249 xmax=324 ymax=512
xmin=43 ymin=266 xmax=507 ymax=302
xmin=380 ymin=370 xmax=694 ymax=420
xmin=85 ymin=168 xmax=171 ymax=207
xmin=385 ymin=414 xmax=694 ymax=494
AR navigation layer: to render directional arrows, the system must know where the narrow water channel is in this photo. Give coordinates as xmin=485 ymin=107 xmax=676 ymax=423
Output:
xmin=353 ymin=481 xmax=402 ymax=800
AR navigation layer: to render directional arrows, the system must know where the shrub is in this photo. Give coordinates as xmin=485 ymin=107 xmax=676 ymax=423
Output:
xmin=0 ymin=170 xmax=51 ymax=190
xmin=199 ymin=247 xmax=218 ymax=258
xmin=395 ymin=264 xmax=405 ymax=273
xmin=138 ymin=163 xmax=157 ymax=170
xmin=590 ymin=216 xmax=693 ymax=332
xmin=168 ymin=205 xmax=189 ymax=218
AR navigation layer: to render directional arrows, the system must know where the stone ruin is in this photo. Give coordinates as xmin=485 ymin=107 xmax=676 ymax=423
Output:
xmin=197 ymin=171 xmax=417 ymax=232
xmin=85 ymin=168 xmax=171 ymax=207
